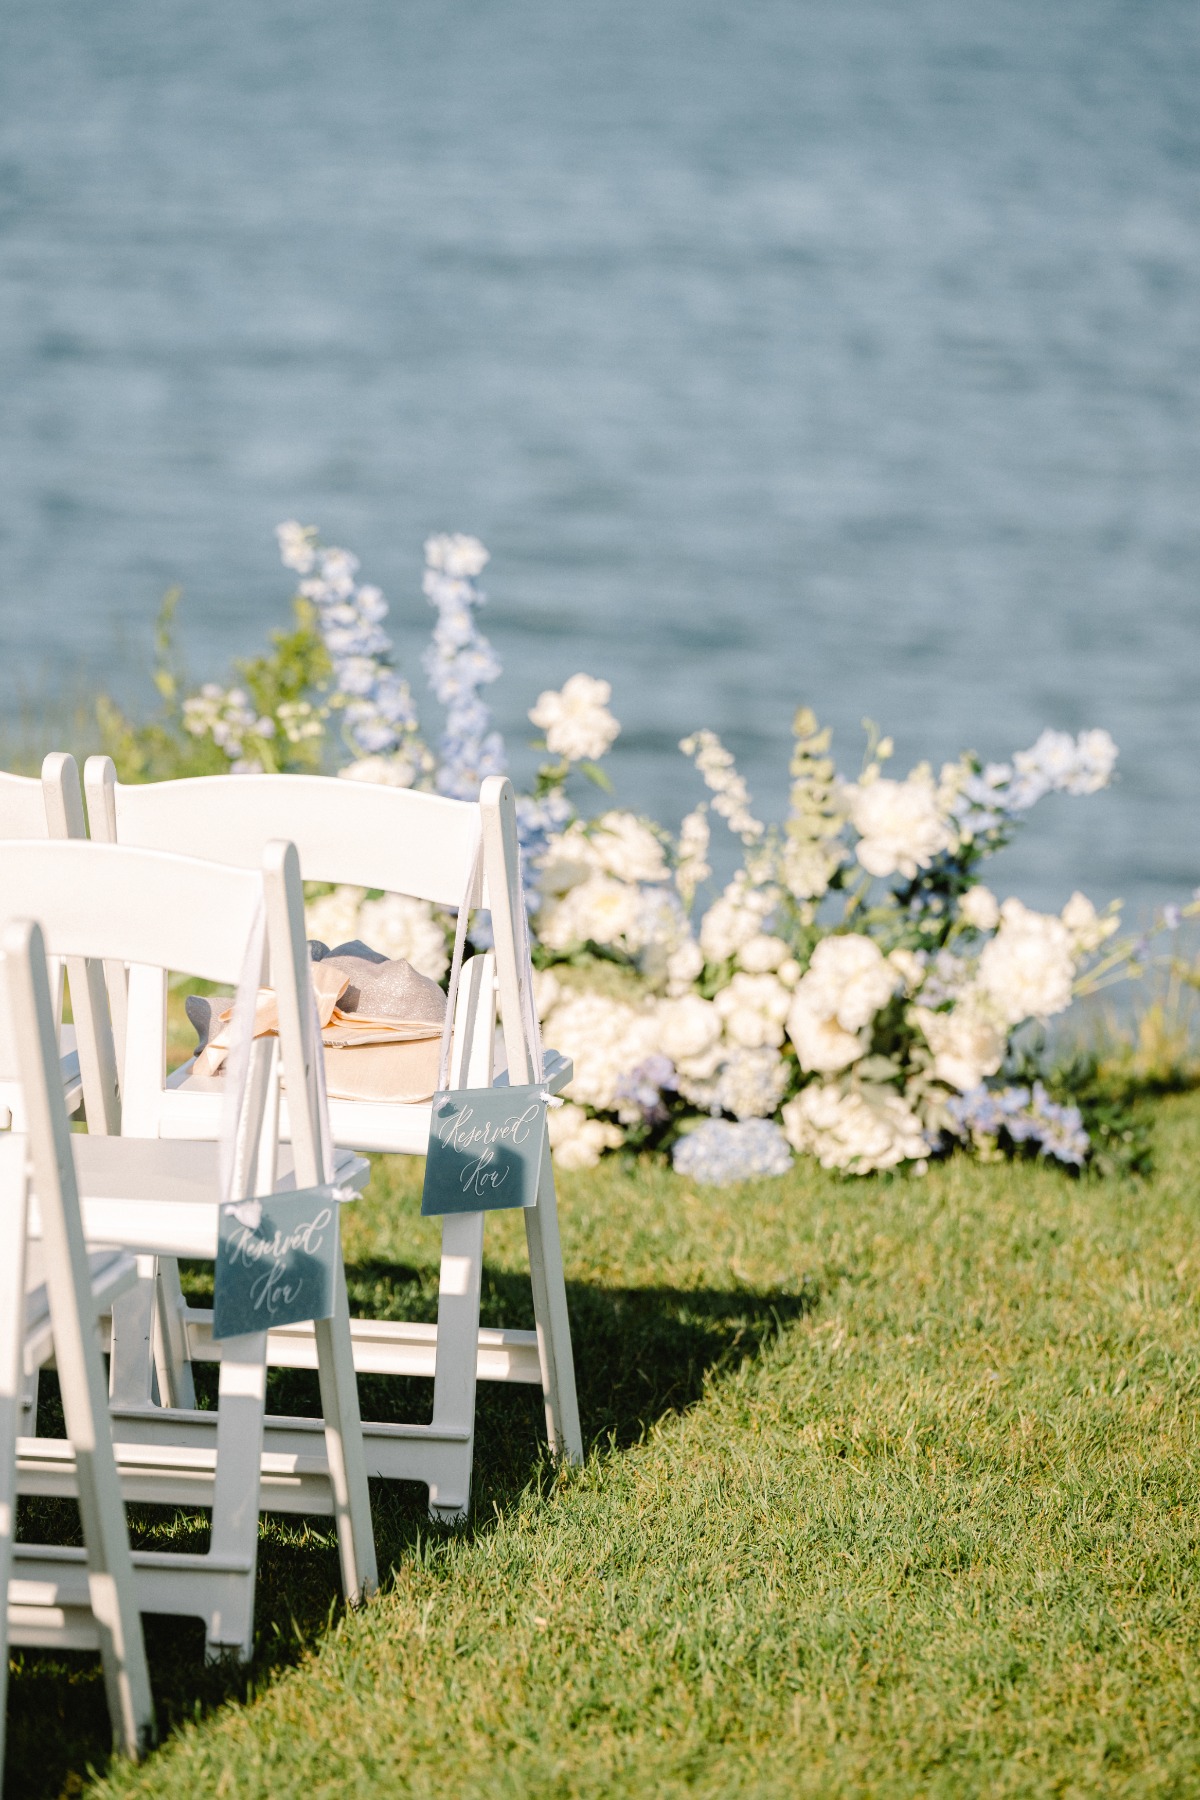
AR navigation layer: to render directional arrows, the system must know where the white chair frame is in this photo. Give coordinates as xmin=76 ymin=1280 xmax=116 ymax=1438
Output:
xmin=86 ymin=761 xmax=582 ymax=1520
xmin=0 ymin=839 xmax=377 ymax=1659
xmin=0 ymin=754 xmax=114 ymax=1132
xmin=1 ymin=919 xmax=154 ymax=1773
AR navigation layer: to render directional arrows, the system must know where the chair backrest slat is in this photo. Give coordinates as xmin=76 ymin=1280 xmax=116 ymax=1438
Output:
xmin=88 ymin=765 xmax=488 ymax=908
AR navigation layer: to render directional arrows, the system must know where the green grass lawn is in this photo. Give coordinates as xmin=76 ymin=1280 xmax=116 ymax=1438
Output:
xmin=10 ymin=1092 xmax=1200 ymax=1799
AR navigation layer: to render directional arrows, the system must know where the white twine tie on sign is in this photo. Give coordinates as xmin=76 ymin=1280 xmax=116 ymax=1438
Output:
xmin=217 ymin=897 xmax=268 ymax=1231
xmin=433 ymin=828 xmax=559 ymax=1104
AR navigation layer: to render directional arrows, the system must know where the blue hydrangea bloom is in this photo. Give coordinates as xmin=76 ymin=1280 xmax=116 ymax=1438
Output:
xmin=672 ymin=1119 xmax=793 ymax=1186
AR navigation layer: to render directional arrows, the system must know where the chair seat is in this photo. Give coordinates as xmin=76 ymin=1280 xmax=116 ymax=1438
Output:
xmin=25 ymin=1138 xmax=368 ymax=1259
xmin=22 ymin=1247 xmax=139 ymax=1371
xmin=160 ymin=1047 xmax=574 ymax=1155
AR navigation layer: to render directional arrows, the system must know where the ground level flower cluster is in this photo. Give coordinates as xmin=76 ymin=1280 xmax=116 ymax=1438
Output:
xmin=154 ymin=525 xmax=1197 ymax=1184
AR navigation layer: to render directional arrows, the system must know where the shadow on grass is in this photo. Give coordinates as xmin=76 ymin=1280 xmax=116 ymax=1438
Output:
xmin=6 ymin=1265 xmax=815 ymax=1800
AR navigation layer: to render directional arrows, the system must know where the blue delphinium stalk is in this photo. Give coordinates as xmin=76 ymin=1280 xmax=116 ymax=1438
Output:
xmin=946 ymin=1082 xmax=1090 ymax=1167
xmin=276 ymin=522 xmax=424 ymax=771
xmin=422 ymin=534 xmax=507 ymax=801
xmin=671 ymin=1118 xmax=793 ymax=1185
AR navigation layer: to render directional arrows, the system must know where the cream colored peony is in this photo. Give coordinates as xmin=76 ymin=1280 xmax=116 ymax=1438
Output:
xmin=845 ymin=768 xmax=956 ymax=880
xmin=976 ymin=898 xmax=1075 ymax=1025
xmin=547 ymin=1103 xmax=624 ymax=1171
xmin=785 ymin=934 xmax=900 ymax=1073
xmin=910 ymin=997 xmax=1006 ymax=1092
xmin=958 ymin=885 xmax=1000 ymax=931
xmin=528 ymin=673 xmax=620 ymax=764
xmin=588 ymin=812 xmax=669 ymax=884
xmin=536 ymin=875 xmax=645 ymax=954
xmin=782 ymin=1080 xmax=929 ymax=1173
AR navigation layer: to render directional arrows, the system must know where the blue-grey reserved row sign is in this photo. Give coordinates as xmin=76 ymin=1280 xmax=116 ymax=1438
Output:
xmin=421 ymin=1085 xmax=548 ymax=1216
xmin=213 ymin=1188 xmax=341 ymax=1340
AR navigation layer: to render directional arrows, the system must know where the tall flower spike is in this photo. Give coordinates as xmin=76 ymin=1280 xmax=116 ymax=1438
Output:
xmin=422 ymin=534 xmax=507 ymax=802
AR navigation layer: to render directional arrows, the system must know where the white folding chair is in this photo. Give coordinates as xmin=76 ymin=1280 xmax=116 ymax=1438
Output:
xmin=86 ymin=761 xmax=581 ymax=1521
xmin=0 ymin=839 xmax=377 ymax=1659
xmin=0 ymin=754 xmax=114 ymax=1131
xmin=1 ymin=919 xmax=154 ymax=1775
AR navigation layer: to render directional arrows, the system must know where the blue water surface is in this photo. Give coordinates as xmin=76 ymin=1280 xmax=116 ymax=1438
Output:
xmin=1 ymin=0 xmax=1198 ymax=910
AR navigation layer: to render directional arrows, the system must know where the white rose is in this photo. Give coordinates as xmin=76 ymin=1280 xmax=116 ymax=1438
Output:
xmin=737 ymin=933 xmax=789 ymax=973
xmin=958 ymin=885 xmax=1000 ymax=932
xmin=547 ymin=1103 xmax=624 ymax=1170
xmin=528 ymin=674 xmax=620 ymax=764
xmin=977 ymin=898 xmax=1075 ymax=1025
xmin=357 ymin=893 xmax=449 ymax=981
xmin=655 ymin=994 xmax=723 ymax=1079
xmin=846 ymin=770 xmax=956 ymax=880
xmin=911 ymin=998 xmax=1006 ymax=1093
xmin=782 ymin=1081 xmax=929 ymax=1173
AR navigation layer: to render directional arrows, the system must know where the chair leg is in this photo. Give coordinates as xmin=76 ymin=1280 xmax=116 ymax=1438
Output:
xmin=151 ymin=1257 xmax=196 ymax=1409
xmin=312 ymin=1261 xmax=378 ymax=1605
xmin=108 ymin=1259 xmax=158 ymax=1407
xmin=0 ymin=1154 xmax=29 ymax=1778
xmin=524 ymin=1150 xmax=583 ymax=1464
xmin=427 ymin=1208 xmax=485 ymax=1523
xmin=206 ymin=1331 xmax=269 ymax=1662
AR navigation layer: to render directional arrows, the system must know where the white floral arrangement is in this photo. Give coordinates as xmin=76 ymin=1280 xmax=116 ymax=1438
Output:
xmin=179 ymin=523 xmax=1197 ymax=1185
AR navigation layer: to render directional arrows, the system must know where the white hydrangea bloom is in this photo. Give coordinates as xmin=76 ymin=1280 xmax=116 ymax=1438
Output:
xmin=654 ymin=993 xmax=723 ymax=1080
xmin=910 ymin=997 xmax=1007 ymax=1093
xmin=1060 ymin=890 xmax=1119 ymax=954
xmin=541 ymin=992 xmax=659 ymax=1112
xmin=712 ymin=971 xmax=792 ymax=1049
xmin=977 ymin=898 xmax=1075 ymax=1025
xmin=845 ymin=768 xmax=956 ymax=880
xmin=529 ymin=674 xmax=620 ymax=764
xmin=547 ymin=1103 xmax=624 ymax=1170
xmin=712 ymin=1046 xmax=791 ymax=1120
xmin=306 ymin=885 xmax=367 ymax=950
xmin=958 ymin=885 xmax=1000 ymax=931
xmin=782 ymin=1081 xmax=929 ymax=1173
xmin=698 ymin=874 xmax=776 ymax=963
xmin=424 ymin=533 xmax=490 ymax=579
xmin=737 ymin=933 xmax=790 ymax=974
xmin=664 ymin=936 xmax=705 ymax=997
xmin=357 ymin=893 xmax=449 ymax=981
xmin=784 ymin=1001 xmax=867 ymax=1074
